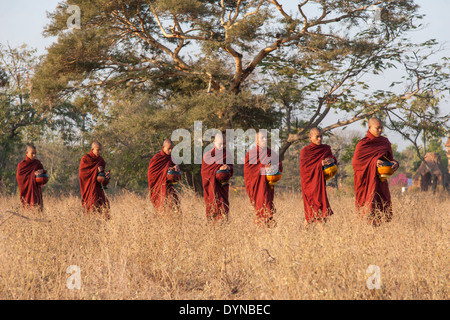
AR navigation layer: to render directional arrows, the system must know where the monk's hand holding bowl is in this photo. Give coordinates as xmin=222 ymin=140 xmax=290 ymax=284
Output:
xmin=35 ymin=169 xmax=44 ymax=176
xmin=376 ymin=160 xmax=384 ymax=168
xmin=105 ymin=170 xmax=111 ymax=179
xmin=219 ymin=164 xmax=229 ymax=170
xmin=391 ymin=160 xmax=399 ymax=171
xmin=322 ymin=158 xmax=335 ymax=166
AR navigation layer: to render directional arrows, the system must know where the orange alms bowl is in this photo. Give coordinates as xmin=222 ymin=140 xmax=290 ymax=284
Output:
xmin=377 ymin=161 xmax=394 ymax=181
xmin=266 ymin=171 xmax=281 ymax=186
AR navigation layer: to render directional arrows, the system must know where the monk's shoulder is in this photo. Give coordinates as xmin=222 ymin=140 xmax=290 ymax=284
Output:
xmin=149 ymin=152 xmax=166 ymax=168
xmin=246 ymin=146 xmax=257 ymax=155
xmin=379 ymin=136 xmax=392 ymax=145
xmin=201 ymin=148 xmax=213 ymax=163
xmin=358 ymin=136 xmax=368 ymax=143
xmin=299 ymin=145 xmax=310 ymax=157
xmin=203 ymin=147 xmax=212 ymax=157
xmin=17 ymin=160 xmax=26 ymax=170
xmin=149 ymin=152 xmax=161 ymax=163
xmin=353 ymin=138 xmax=367 ymax=155
xmin=99 ymin=156 xmax=106 ymax=165
xmin=80 ymin=153 xmax=90 ymax=162
xmin=35 ymin=159 xmax=44 ymax=168
xmin=244 ymin=147 xmax=256 ymax=161
xmin=355 ymin=136 xmax=368 ymax=147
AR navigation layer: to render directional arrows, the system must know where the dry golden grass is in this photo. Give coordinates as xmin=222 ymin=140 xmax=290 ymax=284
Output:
xmin=0 ymin=188 xmax=448 ymax=300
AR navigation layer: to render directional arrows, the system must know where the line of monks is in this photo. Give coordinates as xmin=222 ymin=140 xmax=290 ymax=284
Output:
xmin=15 ymin=117 xmax=399 ymax=228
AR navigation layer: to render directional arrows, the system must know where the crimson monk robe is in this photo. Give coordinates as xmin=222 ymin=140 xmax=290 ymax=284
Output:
xmin=201 ymin=146 xmax=234 ymax=221
xmin=16 ymin=156 xmax=45 ymax=209
xmin=148 ymin=149 xmax=181 ymax=212
xmin=352 ymin=130 xmax=398 ymax=224
xmin=244 ymin=145 xmax=283 ymax=226
xmin=299 ymin=142 xmax=337 ymax=223
xmin=79 ymin=150 xmax=110 ymax=214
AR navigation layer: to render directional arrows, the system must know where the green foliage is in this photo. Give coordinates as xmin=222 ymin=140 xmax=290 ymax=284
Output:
xmin=86 ymin=87 xmax=281 ymax=192
xmin=8 ymin=0 xmax=448 ymax=195
xmin=340 ymin=137 xmax=361 ymax=164
xmin=34 ymin=138 xmax=84 ymax=195
xmin=84 ymin=89 xmax=169 ymax=191
xmin=0 ymin=44 xmax=46 ymax=192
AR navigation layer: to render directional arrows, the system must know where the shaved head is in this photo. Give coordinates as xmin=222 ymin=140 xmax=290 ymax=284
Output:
xmin=91 ymin=141 xmax=102 ymax=157
xmin=91 ymin=141 xmax=102 ymax=149
xmin=162 ymin=139 xmax=174 ymax=155
xmin=368 ymin=117 xmax=382 ymax=127
xmin=309 ymin=127 xmax=322 ymax=137
xmin=368 ymin=117 xmax=383 ymax=138
xmin=215 ymin=132 xmax=224 ymax=141
xmin=214 ymin=133 xmax=225 ymax=150
xmin=309 ymin=127 xmax=323 ymax=145
xmin=25 ymin=144 xmax=37 ymax=160
xmin=163 ymin=139 xmax=173 ymax=147
xmin=255 ymin=131 xmax=268 ymax=148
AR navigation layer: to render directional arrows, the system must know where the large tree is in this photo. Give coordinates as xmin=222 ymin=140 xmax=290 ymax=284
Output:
xmin=36 ymin=0 xmax=419 ymax=92
xmin=31 ymin=0 xmax=450 ymax=193
xmin=0 ymin=44 xmax=46 ymax=192
xmin=0 ymin=43 xmax=101 ymax=194
xmin=258 ymin=11 xmax=449 ymax=159
xmin=35 ymin=0 xmax=449 ymax=133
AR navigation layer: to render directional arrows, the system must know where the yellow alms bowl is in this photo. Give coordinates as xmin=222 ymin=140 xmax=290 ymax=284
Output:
xmin=377 ymin=161 xmax=394 ymax=181
xmin=266 ymin=172 xmax=281 ymax=186
xmin=323 ymin=163 xmax=338 ymax=181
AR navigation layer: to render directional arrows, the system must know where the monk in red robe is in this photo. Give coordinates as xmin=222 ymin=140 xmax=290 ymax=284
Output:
xmin=299 ymin=128 xmax=337 ymax=229
xmin=352 ymin=118 xmax=399 ymax=226
xmin=16 ymin=144 xmax=46 ymax=210
xmin=148 ymin=139 xmax=181 ymax=213
xmin=201 ymin=133 xmax=234 ymax=221
xmin=244 ymin=132 xmax=283 ymax=227
xmin=79 ymin=141 xmax=110 ymax=218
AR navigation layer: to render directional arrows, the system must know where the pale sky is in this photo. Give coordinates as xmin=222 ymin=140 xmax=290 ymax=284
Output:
xmin=1 ymin=0 xmax=449 ymax=150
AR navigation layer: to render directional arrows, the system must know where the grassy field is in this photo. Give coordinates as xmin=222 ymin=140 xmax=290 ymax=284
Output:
xmin=0 ymin=188 xmax=448 ymax=300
